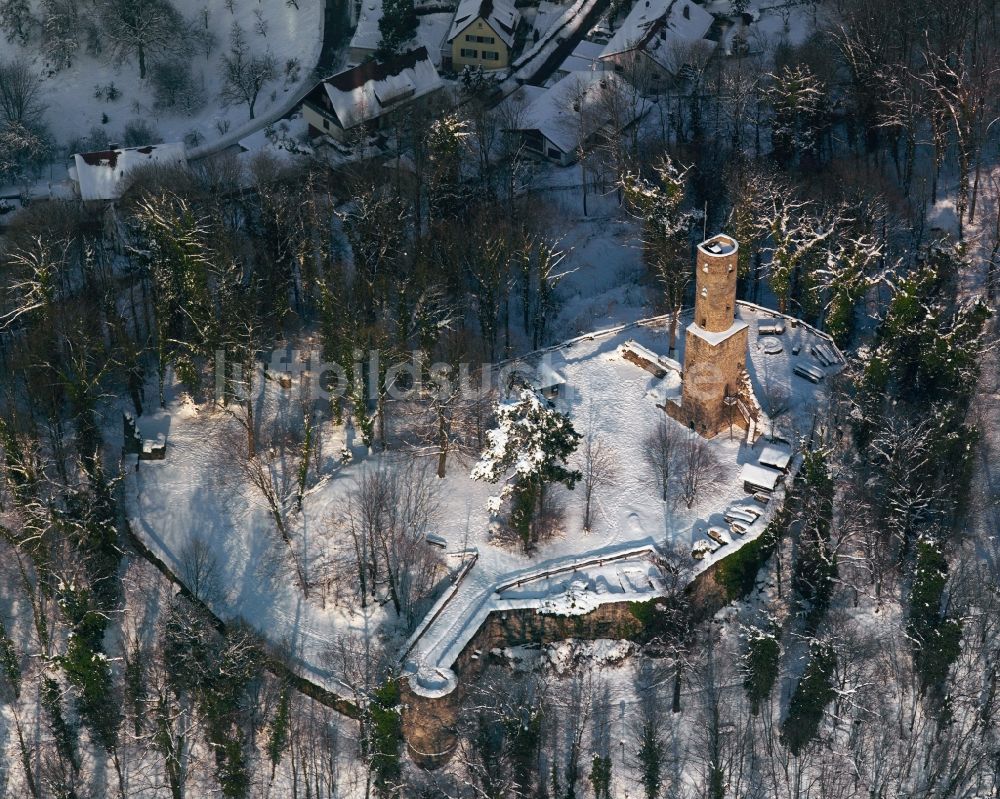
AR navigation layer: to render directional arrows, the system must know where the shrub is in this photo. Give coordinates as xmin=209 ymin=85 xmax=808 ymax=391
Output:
xmin=122 ymin=118 xmax=162 ymax=147
xmin=150 ymin=60 xmax=205 ymax=113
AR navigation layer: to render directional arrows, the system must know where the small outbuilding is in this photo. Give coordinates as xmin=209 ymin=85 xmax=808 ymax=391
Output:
xmin=757 ymin=443 xmax=792 ymax=472
xmin=533 ymin=362 xmax=566 ymax=400
xmin=69 ymin=142 xmax=187 ymax=201
xmin=741 ymin=462 xmax=783 ymax=494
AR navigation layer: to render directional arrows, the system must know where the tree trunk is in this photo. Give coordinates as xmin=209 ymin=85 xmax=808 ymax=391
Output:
xmin=436 ymin=409 xmax=448 ymax=478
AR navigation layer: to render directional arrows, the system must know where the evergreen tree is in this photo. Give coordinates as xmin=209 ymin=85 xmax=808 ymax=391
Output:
xmin=766 ymin=64 xmax=829 ymax=167
xmin=781 ymin=640 xmax=836 ymax=756
xmin=376 ymin=0 xmax=417 ymax=58
xmin=742 ymin=623 xmax=779 ymax=715
xmin=472 ymin=389 xmax=581 ymax=549
xmin=908 ymin=537 xmax=962 ymax=707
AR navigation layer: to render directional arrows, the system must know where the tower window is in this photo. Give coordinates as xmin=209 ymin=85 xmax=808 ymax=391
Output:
xmin=700 ymin=318 xmax=706 ymax=326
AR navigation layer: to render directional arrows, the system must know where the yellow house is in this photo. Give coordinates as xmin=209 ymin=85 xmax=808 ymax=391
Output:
xmin=447 ymin=0 xmax=519 ymax=71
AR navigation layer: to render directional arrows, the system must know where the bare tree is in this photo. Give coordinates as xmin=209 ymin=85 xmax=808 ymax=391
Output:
xmin=221 ymin=23 xmax=276 ymax=120
xmin=643 ymin=415 xmax=684 ymax=504
xmin=99 ymin=0 xmax=186 ymax=79
xmin=177 ymin=535 xmax=221 ymax=604
xmin=677 ymin=432 xmax=723 ymax=509
xmin=0 ymin=59 xmax=46 ymax=128
xmin=334 ymin=458 xmax=443 ymax=623
xmin=580 ymin=430 xmax=616 ymax=532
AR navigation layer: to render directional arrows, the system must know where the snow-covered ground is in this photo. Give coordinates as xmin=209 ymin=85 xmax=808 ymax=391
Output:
xmin=0 ymin=0 xmax=322 ymax=160
xmin=125 ymin=297 xmax=841 ymax=701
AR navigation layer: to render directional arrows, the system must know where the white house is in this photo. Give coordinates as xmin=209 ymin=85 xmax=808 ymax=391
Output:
xmin=68 ymin=142 xmax=187 ymax=201
xmin=302 ymin=47 xmax=445 ymax=142
xmin=506 ymin=70 xmax=650 ymax=165
xmin=599 ymin=0 xmax=716 ymax=88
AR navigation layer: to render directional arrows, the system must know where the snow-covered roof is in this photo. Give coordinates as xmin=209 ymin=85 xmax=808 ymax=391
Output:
xmin=311 ymin=47 xmax=444 ymax=131
xmin=509 ymin=70 xmax=650 ymax=154
xmin=558 ymin=39 xmax=606 ymax=73
xmin=69 ymin=142 xmax=187 ymax=201
xmin=687 ymin=318 xmax=748 ymax=346
xmin=447 ymin=0 xmax=519 ymax=46
xmin=348 ymin=0 xmax=382 ymax=55
xmin=741 ymin=462 xmax=783 ymax=491
xmin=534 ymin=361 xmax=566 ymax=389
xmin=600 ymin=0 xmax=715 ymax=72
xmin=758 ymin=443 xmax=791 ymax=471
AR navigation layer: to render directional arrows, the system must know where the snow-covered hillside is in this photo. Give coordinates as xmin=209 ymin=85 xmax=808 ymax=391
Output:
xmin=0 ymin=0 xmax=322 ymax=155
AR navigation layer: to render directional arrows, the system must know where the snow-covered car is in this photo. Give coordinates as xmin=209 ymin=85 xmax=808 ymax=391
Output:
xmin=793 ymin=363 xmax=825 ymax=383
xmin=758 ymin=321 xmax=785 ymax=336
xmin=729 ymin=520 xmax=750 ymax=535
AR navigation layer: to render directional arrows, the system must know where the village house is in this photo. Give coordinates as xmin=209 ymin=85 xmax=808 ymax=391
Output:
xmin=598 ymin=0 xmax=716 ymax=91
xmin=506 ymin=70 xmax=650 ymax=166
xmin=445 ymin=0 xmax=519 ymax=72
xmin=302 ymin=47 xmax=445 ymax=142
xmin=68 ymin=142 xmax=187 ymax=201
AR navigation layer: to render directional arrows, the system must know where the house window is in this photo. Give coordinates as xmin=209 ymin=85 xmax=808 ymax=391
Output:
xmin=482 ymin=50 xmax=499 ymax=60
xmin=547 ymin=147 xmax=561 ymax=160
xmin=460 ymin=47 xmax=478 ymax=58
xmin=322 ymin=118 xmax=329 ymax=129
xmin=466 ymin=34 xmax=495 ymax=43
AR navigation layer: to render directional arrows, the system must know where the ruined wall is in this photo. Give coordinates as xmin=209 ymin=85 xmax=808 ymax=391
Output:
xmin=402 ymin=602 xmax=643 ymax=768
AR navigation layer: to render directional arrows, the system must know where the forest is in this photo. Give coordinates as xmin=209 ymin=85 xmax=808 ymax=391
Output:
xmin=0 ymin=0 xmax=999 ymax=796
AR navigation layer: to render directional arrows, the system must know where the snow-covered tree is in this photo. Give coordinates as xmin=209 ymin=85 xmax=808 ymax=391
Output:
xmin=472 ymin=389 xmax=581 ymax=549
xmin=40 ymin=0 xmax=80 ymax=69
xmin=0 ymin=0 xmax=33 ymax=44
xmin=426 ymin=114 xmax=469 ymax=224
xmin=376 ymin=0 xmax=417 ymax=58
xmin=813 ymin=227 xmax=883 ymax=346
xmin=756 ymin=193 xmax=838 ymax=315
xmin=766 ymin=64 xmax=829 ymax=167
xmin=621 ymin=156 xmax=694 ymax=353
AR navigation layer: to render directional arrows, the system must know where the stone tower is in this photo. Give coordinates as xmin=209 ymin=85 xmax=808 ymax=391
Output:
xmin=667 ymin=234 xmax=749 ymax=436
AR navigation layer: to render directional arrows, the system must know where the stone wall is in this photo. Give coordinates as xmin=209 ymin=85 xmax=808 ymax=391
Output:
xmin=401 ymin=554 xmax=748 ymax=769
xmin=693 ymin=236 xmax=739 ymax=332
xmin=673 ymin=323 xmax=749 ymax=435
xmin=402 ymin=602 xmax=644 ymax=768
